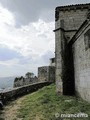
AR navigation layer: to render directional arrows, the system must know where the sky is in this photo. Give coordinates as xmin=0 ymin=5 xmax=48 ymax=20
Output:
xmin=0 ymin=0 xmax=90 ymax=77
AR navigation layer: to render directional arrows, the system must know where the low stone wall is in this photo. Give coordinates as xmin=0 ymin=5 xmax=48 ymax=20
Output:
xmin=0 ymin=81 xmax=52 ymax=104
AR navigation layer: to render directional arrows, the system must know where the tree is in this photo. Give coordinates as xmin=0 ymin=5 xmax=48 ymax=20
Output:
xmin=25 ymin=72 xmax=34 ymax=78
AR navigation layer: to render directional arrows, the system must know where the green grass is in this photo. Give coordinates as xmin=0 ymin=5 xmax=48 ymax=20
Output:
xmin=17 ymin=84 xmax=90 ymax=120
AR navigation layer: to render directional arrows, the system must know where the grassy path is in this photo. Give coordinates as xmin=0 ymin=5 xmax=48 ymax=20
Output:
xmin=0 ymin=96 xmax=25 ymax=120
xmin=0 ymin=84 xmax=90 ymax=120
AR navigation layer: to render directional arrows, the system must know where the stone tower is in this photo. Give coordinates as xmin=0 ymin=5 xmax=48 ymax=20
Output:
xmin=54 ymin=3 xmax=90 ymax=95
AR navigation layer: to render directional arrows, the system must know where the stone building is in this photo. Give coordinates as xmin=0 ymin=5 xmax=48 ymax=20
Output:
xmin=38 ymin=58 xmax=55 ymax=82
xmin=54 ymin=3 xmax=90 ymax=101
xmin=38 ymin=66 xmax=55 ymax=82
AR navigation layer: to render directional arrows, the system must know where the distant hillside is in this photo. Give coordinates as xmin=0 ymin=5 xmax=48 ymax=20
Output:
xmin=0 ymin=76 xmax=15 ymax=90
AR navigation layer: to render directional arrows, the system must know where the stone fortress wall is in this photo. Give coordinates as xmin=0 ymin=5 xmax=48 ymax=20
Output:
xmin=13 ymin=76 xmax=38 ymax=88
xmin=38 ymin=58 xmax=55 ymax=82
xmin=72 ymin=21 xmax=90 ymax=101
xmin=14 ymin=58 xmax=55 ymax=88
xmin=55 ymin=3 xmax=90 ymax=102
xmin=0 ymin=81 xmax=51 ymax=105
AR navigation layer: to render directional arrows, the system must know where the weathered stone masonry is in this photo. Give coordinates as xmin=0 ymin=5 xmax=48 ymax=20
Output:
xmin=0 ymin=81 xmax=51 ymax=104
xmin=71 ymin=20 xmax=90 ymax=101
xmin=38 ymin=58 xmax=55 ymax=82
xmin=54 ymin=3 xmax=90 ymax=101
xmin=38 ymin=66 xmax=55 ymax=82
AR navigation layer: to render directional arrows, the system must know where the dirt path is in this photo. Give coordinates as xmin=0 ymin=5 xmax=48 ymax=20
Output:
xmin=0 ymin=97 xmax=25 ymax=120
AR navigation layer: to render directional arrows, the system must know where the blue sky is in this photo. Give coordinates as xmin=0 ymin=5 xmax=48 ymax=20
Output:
xmin=0 ymin=0 xmax=90 ymax=77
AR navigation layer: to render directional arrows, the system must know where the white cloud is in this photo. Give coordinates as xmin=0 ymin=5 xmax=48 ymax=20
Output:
xmin=0 ymin=58 xmax=19 ymax=66
xmin=0 ymin=12 xmax=55 ymax=58
xmin=0 ymin=4 xmax=15 ymax=26
xmin=0 ymin=4 xmax=55 ymax=76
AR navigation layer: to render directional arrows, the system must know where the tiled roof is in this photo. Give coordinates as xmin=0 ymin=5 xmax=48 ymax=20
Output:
xmin=56 ymin=3 xmax=90 ymax=10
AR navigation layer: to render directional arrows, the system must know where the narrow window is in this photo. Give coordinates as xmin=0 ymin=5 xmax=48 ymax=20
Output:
xmin=84 ymin=29 xmax=90 ymax=50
